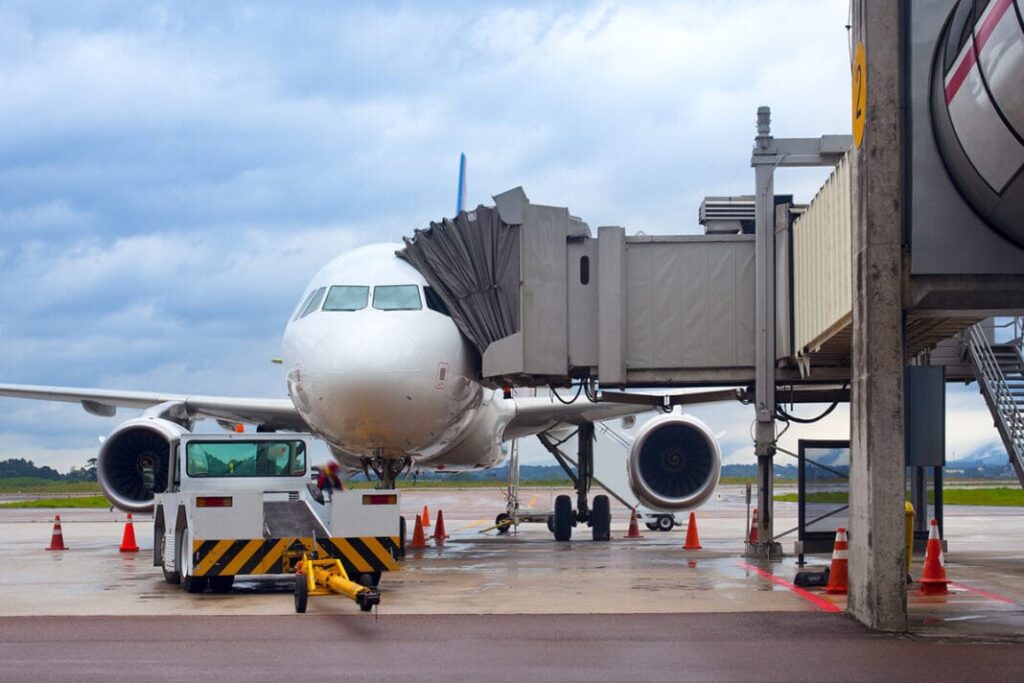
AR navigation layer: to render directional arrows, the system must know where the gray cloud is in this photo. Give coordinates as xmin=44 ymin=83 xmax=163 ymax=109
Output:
xmin=5 ymin=1 xmax=1003 ymax=475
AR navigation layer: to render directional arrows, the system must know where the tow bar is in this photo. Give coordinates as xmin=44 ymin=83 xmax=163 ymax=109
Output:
xmin=293 ymin=553 xmax=381 ymax=613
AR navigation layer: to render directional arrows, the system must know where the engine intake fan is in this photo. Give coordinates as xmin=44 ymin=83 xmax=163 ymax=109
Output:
xmin=626 ymin=414 xmax=720 ymax=511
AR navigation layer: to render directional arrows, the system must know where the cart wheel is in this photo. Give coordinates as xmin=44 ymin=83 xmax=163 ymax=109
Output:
xmin=645 ymin=522 xmax=658 ymax=532
xmin=294 ymin=573 xmax=308 ymax=614
xmin=656 ymin=515 xmax=675 ymax=532
xmin=496 ymin=513 xmax=512 ymax=535
xmin=357 ymin=572 xmax=381 ymax=588
xmin=546 ymin=515 xmax=555 ymax=533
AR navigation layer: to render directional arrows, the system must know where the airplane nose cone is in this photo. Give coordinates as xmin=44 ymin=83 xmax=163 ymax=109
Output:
xmin=284 ymin=311 xmax=474 ymax=457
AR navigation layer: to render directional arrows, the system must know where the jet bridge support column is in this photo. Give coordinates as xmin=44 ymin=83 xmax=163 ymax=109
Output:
xmin=748 ymin=110 xmax=852 ymax=559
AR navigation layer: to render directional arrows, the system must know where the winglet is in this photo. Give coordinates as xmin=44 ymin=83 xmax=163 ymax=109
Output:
xmin=456 ymin=152 xmax=467 ymax=215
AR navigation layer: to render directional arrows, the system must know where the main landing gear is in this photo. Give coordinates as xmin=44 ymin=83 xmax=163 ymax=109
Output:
xmin=538 ymin=422 xmax=611 ymax=542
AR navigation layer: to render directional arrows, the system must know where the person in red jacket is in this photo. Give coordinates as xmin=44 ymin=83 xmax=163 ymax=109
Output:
xmin=310 ymin=461 xmax=344 ymax=503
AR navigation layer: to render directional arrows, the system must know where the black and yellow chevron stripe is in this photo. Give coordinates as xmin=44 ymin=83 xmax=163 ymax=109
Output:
xmin=191 ymin=536 xmax=400 ymax=577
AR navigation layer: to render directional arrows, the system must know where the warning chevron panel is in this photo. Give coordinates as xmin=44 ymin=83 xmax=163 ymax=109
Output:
xmin=192 ymin=536 xmax=400 ymax=577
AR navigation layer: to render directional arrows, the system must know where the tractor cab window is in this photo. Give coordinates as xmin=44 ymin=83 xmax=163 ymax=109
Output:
xmin=186 ymin=440 xmax=307 ymax=478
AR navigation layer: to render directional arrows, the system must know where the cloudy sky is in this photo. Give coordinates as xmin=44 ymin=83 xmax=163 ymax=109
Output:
xmin=0 ymin=1 xmax=1008 ymax=472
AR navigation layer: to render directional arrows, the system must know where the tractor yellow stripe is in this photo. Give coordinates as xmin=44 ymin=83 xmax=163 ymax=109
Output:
xmin=221 ymin=539 xmax=265 ymax=576
xmin=250 ymin=539 xmax=287 ymax=575
xmin=194 ymin=540 xmax=233 ymax=576
xmin=335 ymin=539 xmax=374 ymax=573
xmin=364 ymin=537 xmax=399 ymax=570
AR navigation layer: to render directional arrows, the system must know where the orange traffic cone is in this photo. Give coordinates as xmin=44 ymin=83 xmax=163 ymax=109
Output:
xmin=919 ymin=518 xmax=950 ymax=595
xmin=119 ymin=513 xmax=140 ymax=553
xmin=433 ymin=510 xmax=449 ymax=544
xmin=46 ymin=514 xmax=67 ymax=551
xmin=421 ymin=505 xmax=432 ymax=528
xmin=409 ymin=514 xmax=428 ymax=549
xmin=749 ymin=508 xmax=759 ymax=544
xmin=684 ymin=512 xmax=702 ymax=550
xmin=825 ymin=527 xmax=849 ymax=594
xmin=624 ymin=509 xmax=643 ymax=539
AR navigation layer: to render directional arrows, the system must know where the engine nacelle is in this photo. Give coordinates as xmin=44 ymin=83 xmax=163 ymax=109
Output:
xmin=626 ymin=414 xmax=720 ymax=512
xmin=97 ymin=418 xmax=189 ymax=513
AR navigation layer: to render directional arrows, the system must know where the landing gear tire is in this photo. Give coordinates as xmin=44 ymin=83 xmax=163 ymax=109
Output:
xmin=656 ymin=515 xmax=675 ymax=532
xmin=496 ymin=513 xmax=512 ymax=535
xmin=178 ymin=528 xmax=207 ymax=594
xmin=553 ymin=495 xmax=573 ymax=542
xmin=294 ymin=573 xmax=308 ymax=614
xmin=209 ymin=576 xmax=234 ymax=593
xmin=591 ymin=494 xmax=611 ymax=541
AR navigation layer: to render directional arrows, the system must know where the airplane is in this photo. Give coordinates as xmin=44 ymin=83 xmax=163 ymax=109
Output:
xmin=0 ymin=157 xmax=725 ymax=541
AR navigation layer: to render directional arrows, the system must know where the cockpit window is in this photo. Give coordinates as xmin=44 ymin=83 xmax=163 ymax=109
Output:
xmin=300 ymin=287 xmax=326 ymax=318
xmin=293 ymin=290 xmax=317 ymax=321
xmin=424 ymin=286 xmax=451 ymax=317
xmin=372 ymin=284 xmax=422 ymax=311
xmin=323 ymin=285 xmax=369 ymax=311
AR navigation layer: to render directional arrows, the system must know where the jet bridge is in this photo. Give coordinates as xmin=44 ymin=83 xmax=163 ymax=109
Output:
xmin=400 ymin=187 xmax=761 ymax=389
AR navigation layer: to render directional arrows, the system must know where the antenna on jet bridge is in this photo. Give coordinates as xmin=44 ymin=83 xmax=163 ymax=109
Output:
xmin=455 ymin=152 xmax=467 ymax=215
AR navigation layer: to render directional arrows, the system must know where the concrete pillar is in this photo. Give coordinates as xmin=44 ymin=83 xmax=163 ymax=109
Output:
xmin=848 ymin=0 xmax=908 ymax=631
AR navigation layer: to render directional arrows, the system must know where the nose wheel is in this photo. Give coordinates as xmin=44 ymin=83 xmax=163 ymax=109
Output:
xmin=360 ymin=455 xmax=411 ymax=489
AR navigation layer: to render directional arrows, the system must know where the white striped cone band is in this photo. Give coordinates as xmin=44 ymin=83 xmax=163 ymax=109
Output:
xmin=832 ymin=549 xmax=848 ymax=560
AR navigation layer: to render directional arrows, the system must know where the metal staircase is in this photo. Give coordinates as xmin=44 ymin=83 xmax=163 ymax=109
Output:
xmin=963 ymin=318 xmax=1024 ymax=486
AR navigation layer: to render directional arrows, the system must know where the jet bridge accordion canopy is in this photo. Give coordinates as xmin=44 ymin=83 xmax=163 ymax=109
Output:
xmin=399 ymin=187 xmax=757 ymax=388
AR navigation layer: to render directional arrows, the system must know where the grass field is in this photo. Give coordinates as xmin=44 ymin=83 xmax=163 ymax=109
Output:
xmin=0 ymin=478 xmax=100 ymax=494
xmin=0 ymin=496 xmax=110 ymax=509
xmin=775 ymin=487 xmax=1024 ymax=507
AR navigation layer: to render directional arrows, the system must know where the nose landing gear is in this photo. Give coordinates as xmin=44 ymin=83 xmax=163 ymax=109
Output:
xmin=360 ymin=454 xmax=411 ymax=490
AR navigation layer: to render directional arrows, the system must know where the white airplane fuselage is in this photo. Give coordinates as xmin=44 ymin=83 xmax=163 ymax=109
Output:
xmin=281 ymin=243 xmax=507 ymax=472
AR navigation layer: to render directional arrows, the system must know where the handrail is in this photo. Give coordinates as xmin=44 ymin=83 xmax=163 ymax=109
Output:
xmin=964 ymin=322 xmax=1024 ymax=485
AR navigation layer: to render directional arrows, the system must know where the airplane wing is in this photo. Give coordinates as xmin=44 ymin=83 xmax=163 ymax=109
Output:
xmin=504 ymin=388 xmax=739 ymax=440
xmin=0 ymin=384 xmax=307 ymax=432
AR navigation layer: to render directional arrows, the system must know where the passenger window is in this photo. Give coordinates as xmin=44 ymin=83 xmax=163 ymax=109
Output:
xmin=372 ymin=285 xmax=422 ymax=311
xmin=580 ymin=256 xmax=590 ymax=285
xmin=324 ymin=285 xmax=369 ymax=311
xmin=300 ymin=287 xmax=326 ymax=318
xmin=424 ymin=286 xmax=451 ymax=317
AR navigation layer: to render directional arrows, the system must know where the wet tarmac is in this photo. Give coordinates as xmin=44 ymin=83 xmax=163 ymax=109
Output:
xmin=1 ymin=486 xmax=1023 ymax=643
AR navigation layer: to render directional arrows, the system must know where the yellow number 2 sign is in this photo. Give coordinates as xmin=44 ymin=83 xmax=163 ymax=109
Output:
xmin=852 ymin=41 xmax=867 ymax=148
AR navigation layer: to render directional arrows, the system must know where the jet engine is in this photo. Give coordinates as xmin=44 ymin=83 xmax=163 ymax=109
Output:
xmin=97 ymin=418 xmax=188 ymax=513
xmin=626 ymin=414 xmax=720 ymax=511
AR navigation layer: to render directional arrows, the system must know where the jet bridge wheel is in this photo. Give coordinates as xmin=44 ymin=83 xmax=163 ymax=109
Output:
xmin=553 ymin=495 xmax=573 ymax=542
xmin=495 ymin=513 xmax=512 ymax=535
xmin=591 ymin=495 xmax=611 ymax=541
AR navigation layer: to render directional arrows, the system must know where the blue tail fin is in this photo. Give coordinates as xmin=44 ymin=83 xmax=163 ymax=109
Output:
xmin=456 ymin=152 xmax=467 ymax=215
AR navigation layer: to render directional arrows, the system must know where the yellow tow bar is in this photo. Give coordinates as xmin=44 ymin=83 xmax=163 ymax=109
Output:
xmin=293 ymin=553 xmax=381 ymax=613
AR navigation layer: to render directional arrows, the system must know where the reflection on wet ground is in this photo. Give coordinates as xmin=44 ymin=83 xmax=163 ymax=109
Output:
xmin=1 ymin=486 xmax=1022 ymax=639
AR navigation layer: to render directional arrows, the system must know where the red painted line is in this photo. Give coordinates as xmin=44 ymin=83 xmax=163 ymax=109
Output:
xmin=944 ymin=42 xmax=977 ymax=105
xmin=736 ymin=561 xmax=842 ymax=613
xmin=975 ymin=0 xmax=1013 ymax=54
xmin=949 ymin=581 xmax=1017 ymax=605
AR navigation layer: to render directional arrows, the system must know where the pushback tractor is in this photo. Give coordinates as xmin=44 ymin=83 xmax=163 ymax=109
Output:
xmin=153 ymin=432 xmax=400 ymax=610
